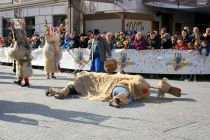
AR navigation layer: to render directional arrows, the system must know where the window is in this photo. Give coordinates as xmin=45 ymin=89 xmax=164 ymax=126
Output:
xmin=25 ymin=17 xmax=35 ymax=37
xmin=2 ymin=18 xmax=11 ymax=37
xmin=53 ymin=15 xmax=67 ymax=27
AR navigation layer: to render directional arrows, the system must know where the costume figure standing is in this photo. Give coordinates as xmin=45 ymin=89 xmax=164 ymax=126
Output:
xmin=43 ymin=23 xmax=62 ymax=79
xmin=7 ymin=18 xmax=32 ymax=87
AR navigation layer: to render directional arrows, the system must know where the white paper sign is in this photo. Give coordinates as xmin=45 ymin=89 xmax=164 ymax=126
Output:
xmin=1 ymin=48 xmax=210 ymax=75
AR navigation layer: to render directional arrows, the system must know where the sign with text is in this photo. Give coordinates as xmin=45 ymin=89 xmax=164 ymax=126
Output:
xmin=124 ymin=19 xmax=152 ymax=35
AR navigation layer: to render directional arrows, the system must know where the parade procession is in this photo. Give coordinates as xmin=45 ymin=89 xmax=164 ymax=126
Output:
xmin=0 ymin=0 xmax=210 ymax=140
xmin=1 ymin=16 xmax=185 ymax=108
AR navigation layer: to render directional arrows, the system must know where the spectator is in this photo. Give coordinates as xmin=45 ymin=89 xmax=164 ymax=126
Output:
xmin=190 ymin=27 xmax=201 ymax=45
xmin=197 ymin=38 xmax=210 ymax=56
xmin=87 ymin=30 xmax=93 ymax=39
xmin=171 ymin=35 xmax=177 ymax=47
xmin=180 ymin=30 xmax=190 ymax=46
xmin=116 ymin=41 xmax=123 ymax=49
xmin=78 ymin=33 xmax=88 ymax=48
xmin=59 ymin=24 xmax=66 ymax=47
xmin=106 ymin=32 xmax=115 ymax=50
xmin=147 ymin=31 xmax=161 ymax=50
xmin=63 ymin=31 xmax=80 ymax=49
xmin=203 ymin=28 xmax=210 ymax=48
xmin=173 ymin=39 xmax=187 ymax=50
xmin=124 ymin=34 xmax=134 ymax=49
xmin=0 ymin=38 xmax=3 ymax=48
xmin=183 ymin=26 xmax=190 ymax=38
xmin=187 ymin=42 xmax=195 ymax=50
xmin=31 ymin=34 xmax=41 ymax=49
xmin=161 ymin=33 xmax=172 ymax=49
xmin=160 ymin=27 xmax=167 ymax=39
xmin=39 ymin=35 xmax=45 ymax=48
xmin=132 ymin=32 xmax=147 ymax=50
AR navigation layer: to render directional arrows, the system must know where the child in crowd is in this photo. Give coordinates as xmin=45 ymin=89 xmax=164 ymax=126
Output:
xmin=173 ymin=39 xmax=187 ymax=50
xmin=187 ymin=42 xmax=194 ymax=50
xmin=197 ymin=39 xmax=210 ymax=56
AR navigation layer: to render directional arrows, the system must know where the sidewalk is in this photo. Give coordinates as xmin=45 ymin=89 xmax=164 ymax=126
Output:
xmin=0 ymin=65 xmax=210 ymax=140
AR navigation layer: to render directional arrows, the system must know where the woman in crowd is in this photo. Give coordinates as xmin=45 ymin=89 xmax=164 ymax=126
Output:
xmin=131 ymin=32 xmax=147 ymax=50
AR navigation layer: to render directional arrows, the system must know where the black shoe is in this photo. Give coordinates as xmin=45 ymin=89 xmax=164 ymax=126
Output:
xmin=21 ymin=83 xmax=30 ymax=87
xmin=51 ymin=76 xmax=56 ymax=79
xmin=14 ymin=80 xmax=21 ymax=85
xmin=46 ymin=90 xmax=50 ymax=96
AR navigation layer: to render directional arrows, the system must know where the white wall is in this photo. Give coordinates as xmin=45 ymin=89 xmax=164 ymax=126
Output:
xmin=84 ymin=0 xmax=151 ymax=14
xmin=85 ymin=19 xmax=122 ymax=33
xmin=0 ymin=2 xmax=68 ymax=37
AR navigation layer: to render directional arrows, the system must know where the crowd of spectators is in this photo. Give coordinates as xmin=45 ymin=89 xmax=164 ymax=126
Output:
xmin=1 ymin=25 xmax=210 ymax=55
xmin=0 ymin=34 xmax=45 ymax=49
xmin=58 ymin=26 xmax=210 ymax=55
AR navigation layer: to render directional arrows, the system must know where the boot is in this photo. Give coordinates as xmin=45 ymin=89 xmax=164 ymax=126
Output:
xmin=51 ymin=73 xmax=56 ymax=79
xmin=14 ymin=78 xmax=22 ymax=85
xmin=21 ymin=78 xmax=30 ymax=87
xmin=47 ymin=73 xmax=50 ymax=79
xmin=21 ymin=82 xmax=30 ymax=87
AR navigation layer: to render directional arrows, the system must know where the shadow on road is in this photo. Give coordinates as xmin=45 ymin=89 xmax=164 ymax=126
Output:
xmin=0 ymin=100 xmax=127 ymax=130
xmin=143 ymin=96 xmax=196 ymax=104
xmin=27 ymin=85 xmax=56 ymax=90
xmin=0 ymin=75 xmax=16 ymax=80
xmin=0 ymin=81 xmax=14 ymax=85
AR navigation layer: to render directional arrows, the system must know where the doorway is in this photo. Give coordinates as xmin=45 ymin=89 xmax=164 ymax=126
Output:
xmin=161 ymin=14 xmax=173 ymax=34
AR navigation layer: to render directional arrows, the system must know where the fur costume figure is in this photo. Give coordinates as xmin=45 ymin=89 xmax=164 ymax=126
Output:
xmin=46 ymin=71 xmax=151 ymax=106
xmin=7 ymin=18 xmax=32 ymax=87
xmin=43 ymin=23 xmax=62 ymax=79
xmin=156 ymin=78 xmax=181 ymax=98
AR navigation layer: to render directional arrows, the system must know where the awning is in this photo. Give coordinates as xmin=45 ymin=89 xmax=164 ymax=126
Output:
xmin=143 ymin=0 xmax=210 ymax=9
xmin=85 ymin=0 xmax=114 ymax=3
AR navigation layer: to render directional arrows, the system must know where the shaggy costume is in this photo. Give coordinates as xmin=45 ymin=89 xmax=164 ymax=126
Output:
xmin=46 ymin=71 xmax=150 ymax=105
xmin=43 ymin=26 xmax=62 ymax=79
xmin=156 ymin=78 xmax=181 ymax=98
xmin=8 ymin=18 xmax=32 ymax=86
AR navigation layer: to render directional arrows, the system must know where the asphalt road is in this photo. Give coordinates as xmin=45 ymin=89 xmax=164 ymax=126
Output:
xmin=0 ymin=65 xmax=210 ymax=140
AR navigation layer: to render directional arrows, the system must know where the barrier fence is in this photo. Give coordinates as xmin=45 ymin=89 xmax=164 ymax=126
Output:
xmin=1 ymin=47 xmax=210 ymax=75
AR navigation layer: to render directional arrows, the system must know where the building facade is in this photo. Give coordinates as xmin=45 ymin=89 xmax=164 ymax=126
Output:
xmin=0 ymin=0 xmax=210 ymax=37
xmin=83 ymin=0 xmax=210 ymax=35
